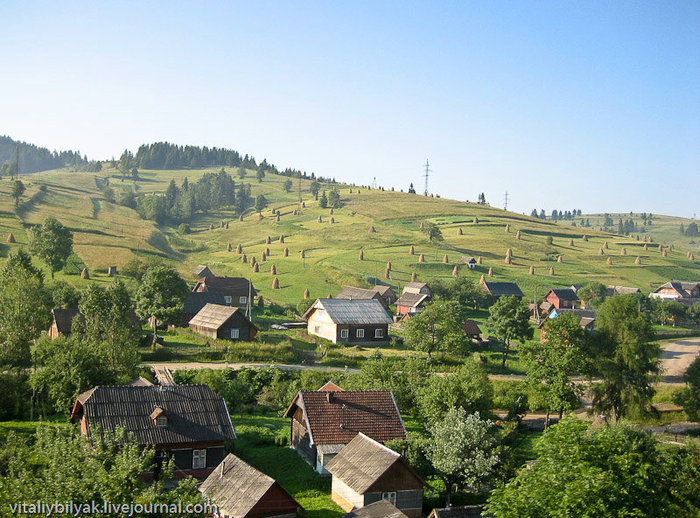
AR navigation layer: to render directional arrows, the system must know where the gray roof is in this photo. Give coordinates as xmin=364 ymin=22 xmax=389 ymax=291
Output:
xmin=184 ymin=291 xmax=229 ymax=315
xmin=459 ymin=256 xmax=477 ymax=264
xmin=343 ymin=501 xmax=408 ymax=518
xmin=304 ymin=299 xmax=393 ymax=325
xmin=549 ymin=289 xmax=578 ymax=301
xmin=189 ymin=303 xmax=241 ymax=330
xmin=317 ymin=443 xmax=346 ymax=455
xmin=395 ymin=292 xmax=430 ymax=308
xmin=326 ymin=433 xmax=404 ymax=493
xmin=336 ymin=286 xmax=383 ymax=301
xmin=71 ymin=385 xmax=236 ymax=446
xmin=481 ymin=281 xmax=524 ymax=298
xmin=403 ymin=282 xmax=429 ymax=294
xmin=126 ymin=377 xmax=153 ymax=387
xmin=200 ymin=453 xmax=301 ymax=518
xmin=606 ymin=285 xmax=641 ymax=296
xmin=194 ymin=264 xmax=213 ymax=277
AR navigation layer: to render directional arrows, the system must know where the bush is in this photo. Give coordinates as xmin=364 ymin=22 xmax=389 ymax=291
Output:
xmin=296 ymin=298 xmax=314 ymax=317
xmin=177 ymin=223 xmax=191 ymax=235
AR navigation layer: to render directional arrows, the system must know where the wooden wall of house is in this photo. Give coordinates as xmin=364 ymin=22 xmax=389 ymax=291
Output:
xmin=215 ymin=312 xmax=256 ymax=340
xmin=291 ymin=410 xmax=316 ymax=467
xmin=189 ymin=324 xmax=218 ymax=339
xmin=331 ymin=477 xmax=364 ymax=512
xmin=245 ymin=483 xmax=299 ymax=518
xmin=335 ymin=324 xmax=390 ymax=345
xmin=368 ymin=461 xmax=424 ymax=492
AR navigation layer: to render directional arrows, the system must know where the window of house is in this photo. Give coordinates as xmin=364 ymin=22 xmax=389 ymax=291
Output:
xmin=192 ymin=449 xmax=207 ymax=469
xmin=356 ymin=329 xmax=364 ymax=338
xmin=340 ymin=329 xmax=349 ymax=339
xmin=224 ymin=296 xmax=232 ymax=304
xmin=382 ymin=492 xmax=397 ymax=505
xmin=375 ymin=328 xmax=384 ymax=338
xmin=239 ymin=296 xmax=247 ymax=304
xmin=314 ymin=325 xmax=320 ymax=333
xmin=230 ymin=328 xmax=240 ymax=339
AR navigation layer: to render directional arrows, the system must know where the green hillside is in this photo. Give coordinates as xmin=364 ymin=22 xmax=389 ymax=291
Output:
xmin=1 ymin=165 xmax=699 ymax=305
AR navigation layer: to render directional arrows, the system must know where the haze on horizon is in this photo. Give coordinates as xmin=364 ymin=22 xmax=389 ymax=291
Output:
xmin=1 ymin=1 xmax=698 ymax=218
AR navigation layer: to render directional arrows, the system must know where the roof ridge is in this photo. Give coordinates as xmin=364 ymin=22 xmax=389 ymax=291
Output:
xmin=356 ymin=432 xmax=400 ymax=457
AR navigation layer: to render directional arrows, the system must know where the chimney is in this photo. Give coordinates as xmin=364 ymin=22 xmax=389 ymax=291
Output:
xmin=327 ymin=392 xmax=334 ymax=403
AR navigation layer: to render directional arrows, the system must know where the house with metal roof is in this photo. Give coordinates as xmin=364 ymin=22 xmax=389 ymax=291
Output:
xmin=336 ymin=286 xmax=397 ymax=307
xmin=343 ymin=500 xmax=409 ymax=518
xmin=183 ymin=291 xmax=229 ymax=324
xmin=303 ymin=298 xmax=393 ymax=345
xmin=70 ymin=385 xmax=236 ymax=479
xmin=200 ymin=453 xmax=302 ymax=518
xmin=402 ymin=282 xmax=431 ymax=297
xmin=480 ymin=280 xmax=524 ymax=301
xmin=395 ymin=292 xmax=430 ymax=318
xmin=605 ymin=285 xmax=641 ymax=297
xmin=326 ymin=433 xmax=425 ymax=518
xmin=283 ymin=384 xmax=406 ymax=475
xmin=189 ymin=303 xmax=257 ymax=341
xmin=459 ymin=256 xmax=477 ymax=269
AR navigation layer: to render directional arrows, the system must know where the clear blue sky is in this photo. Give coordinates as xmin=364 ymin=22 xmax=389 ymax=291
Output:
xmin=1 ymin=1 xmax=698 ymax=217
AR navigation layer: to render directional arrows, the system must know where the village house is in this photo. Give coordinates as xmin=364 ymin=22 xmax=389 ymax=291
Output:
xmin=374 ymin=285 xmax=398 ymax=306
xmin=459 ymin=256 xmax=477 ymax=269
xmin=303 ymin=298 xmax=393 ymax=345
xmin=543 ymin=288 xmax=579 ymax=309
xmin=200 ymin=453 xmax=302 ymax=518
xmin=193 ymin=276 xmax=256 ymax=308
xmin=605 ymin=285 xmax=641 ymax=297
xmin=538 ymin=308 xmax=596 ymax=341
xmin=650 ymin=281 xmax=700 ymax=301
xmin=326 ymin=433 xmax=425 ymax=518
xmin=394 ymin=292 xmax=430 ymax=319
xmin=402 ymin=282 xmax=431 ymax=298
xmin=461 ymin=319 xmax=483 ymax=341
xmin=336 ymin=286 xmax=387 ymax=306
xmin=183 ymin=291 xmax=229 ymax=324
xmin=283 ymin=384 xmax=406 ymax=475
xmin=70 ymin=385 xmax=236 ymax=479
xmin=480 ymin=280 xmax=524 ymax=301
xmin=342 ymin=500 xmax=409 ymax=518
xmin=189 ymin=303 xmax=257 ymax=341
xmin=194 ymin=264 xmax=215 ymax=278
xmin=48 ymin=307 xmax=140 ymax=339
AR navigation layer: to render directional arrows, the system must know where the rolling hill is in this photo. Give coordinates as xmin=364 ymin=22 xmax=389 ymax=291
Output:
xmin=1 ymin=164 xmax=699 ymax=306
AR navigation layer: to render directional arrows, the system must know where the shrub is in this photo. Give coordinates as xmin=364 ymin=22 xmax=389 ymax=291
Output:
xmin=177 ymin=223 xmax=191 ymax=234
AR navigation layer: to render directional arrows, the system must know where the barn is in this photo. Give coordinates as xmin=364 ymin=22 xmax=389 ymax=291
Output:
xmin=189 ymin=303 xmax=258 ymax=341
xmin=303 ymin=298 xmax=393 ymax=345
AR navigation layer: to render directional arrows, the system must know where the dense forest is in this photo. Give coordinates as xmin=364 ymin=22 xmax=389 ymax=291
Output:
xmin=0 ymin=135 xmax=98 ymax=174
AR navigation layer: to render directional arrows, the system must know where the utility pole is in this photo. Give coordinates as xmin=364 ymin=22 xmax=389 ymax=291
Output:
xmin=504 ymin=191 xmax=509 ymax=211
xmin=423 ymin=159 xmax=431 ymax=196
xmin=371 ymin=176 xmax=377 ymax=189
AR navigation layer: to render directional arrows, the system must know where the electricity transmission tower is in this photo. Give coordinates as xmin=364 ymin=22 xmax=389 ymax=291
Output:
xmin=504 ymin=191 xmax=509 ymax=211
xmin=423 ymin=159 xmax=431 ymax=196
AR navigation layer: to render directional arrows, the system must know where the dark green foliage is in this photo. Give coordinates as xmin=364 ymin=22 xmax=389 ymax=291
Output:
xmin=673 ymin=355 xmax=700 ymax=420
xmin=0 ymin=135 xmax=91 ymax=174
xmin=296 ymin=298 xmax=314 ymax=317
xmin=488 ymin=296 xmax=533 ymax=367
xmin=255 ymin=194 xmax=268 ymax=213
xmin=309 ymin=180 xmax=320 ymax=199
xmin=135 ymin=266 xmax=188 ymax=345
xmin=319 ymin=190 xmax=328 ymax=208
xmin=49 ymin=280 xmax=80 ymax=309
xmin=177 ymin=223 xmax=191 ymax=235
xmin=408 ymin=183 xmax=417 ymax=194
xmin=29 ymin=217 xmax=74 ymax=279
xmin=430 ymin=277 xmax=490 ymax=308
xmin=10 ymin=180 xmax=25 ymax=207
xmin=404 ymin=300 xmax=468 ymax=358
xmin=575 ymin=281 xmax=607 ymax=308
xmin=327 ymin=188 xmax=341 ymax=208
xmin=487 ymin=417 xmax=700 ymax=517
xmin=283 ymin=179 xmax=293 ymax=192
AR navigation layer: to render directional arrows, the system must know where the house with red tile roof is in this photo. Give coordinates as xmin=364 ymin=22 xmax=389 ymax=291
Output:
xmin=282 ymin=385 xmax=406 ymax=475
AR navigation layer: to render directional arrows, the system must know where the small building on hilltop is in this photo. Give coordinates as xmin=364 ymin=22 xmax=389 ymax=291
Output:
xmin=70 ymin=385 xmax=235 ymax=479
xmin=200 ymin=453 xmax=302 ymax=518
xmin=194 ymin=264 xmax=215 ymax=278
xmin=194 ymin=276 xmax=256 ymax=308
xmin=283 ymin=385 xmax=406 ymax=475
xmin=459 ymin=257 xmax=477 ymax=269
xmin=343 ymin=500 xmax=409 ymax=518
xmin=480 ymin=280 xmax=524 ymax=301
xmin=327 ymin=433 xmax=425 ymax=518
xmin=544 ymin=288 xmax=579 ymax=309
xmin=189 ymin=303 xmax=257 ymax=341
xmin=303 ymin=298 xmax=393 ymax=345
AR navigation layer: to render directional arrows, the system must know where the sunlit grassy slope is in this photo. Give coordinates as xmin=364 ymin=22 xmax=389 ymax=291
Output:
xmin=1 ymin=165 xmax=699 ymax=304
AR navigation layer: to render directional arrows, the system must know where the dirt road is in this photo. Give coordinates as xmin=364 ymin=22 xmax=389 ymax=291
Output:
xmin=660 ymin=337 xmax=700 ymax=382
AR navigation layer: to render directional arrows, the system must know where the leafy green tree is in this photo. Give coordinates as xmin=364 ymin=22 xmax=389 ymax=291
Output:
xmin=283 ymin=179 xmax=293 ymax=192
xmin=328 ymin=188 xmax=341 ymax=208
xmin=255 ymin=194 xmax=268 ymax=213
xmin=430 ymin=277 xmax=490 ymax=309
xmin=422 ymin=222 xmax=443 ymax=242
xmin=487 ymin=417 xmax=694 ymax=517
xmin=591 ymin=295 xmax=659 ymax=419
xmin=576 ymin=281 xmax=607 ymax=308
xmin=309 ymin=180 xmax=320 ymax=199
xmin=10 ymin=179 xmax=25 ymax=207
xmin=488 ymin=296 xmax=533 ymax=366
xmin=416 ymin=360 xmax=492 ymax=424
xmin=404 ymin=300 xmax=467 ymax=358
xmin=237 ymin=167 xmax=246 ymax=179
xmin=0 ymin=426 xmax=206 ymax=516
xmin=425 ymin=408 xmax=501 ymax=506
xmin=319 ymin=190 xmax=328 ymax=208
xmin=29 ymin=217 xmax=74 ymax=279
xmin=673 ymin=355 xmax=700 ymax=420
xmin=521 ymin=313 xmax=589 ymax=427
xmin=135 ymin=266 xmax=188 ymax=348
xmin=48 ymin=280 xmax=80 ymax=309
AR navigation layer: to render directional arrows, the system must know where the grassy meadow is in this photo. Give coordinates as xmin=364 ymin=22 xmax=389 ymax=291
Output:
xmin=1 ymin=165 xmax=699 ymax=307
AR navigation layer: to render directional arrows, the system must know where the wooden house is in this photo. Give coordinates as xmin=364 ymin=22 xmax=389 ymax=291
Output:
xmin=326 ymin=433 xmax=425 ymax=518
xmin=189 ymin=303 xmax=257 ymax=341
xmin=605 ymin=285 xmax=641 ymax=297
xmin=538 ymin=308 xmax=596 ymax=341
xmin=70 ymin=385 xmax=236 ymax=479
xmin=650 ymin=281 xmax=700 ymax=301
xmin=283 ymin=385 xmax=406 ymax=475
xmin=194 ymin=264 xmax=215 ymax=278
xmin=402 ymin=282 xmax=431 ymax=298
xmin=336 ymin=286 xmax=397 ymax=308
xmin=544 ymin=288 xmax=579 ymax=309
xmin=480 ymin=280 xmax=524 ymax=301
xmin=48 ymin=308 xmax=82 ymax=339
xmin=184 ymin=291 xmax=229 ymax=324
xmin=194 ymin=276 xmax=256 ymax=308
xmin=461 ymin=320 xmax=482 ymax=340
xmin=200 ymin=453 xmax=302 ymax=518
xmin=343 ymin=500 xmax=408 ymax=518
xmin=395 ymin=293 xmax=430 ymax=318
xmin=459 ymin=257 xmax=477 ymax=269
xmin=374 ymin=286 xmax=398 ymax=306
xmin=303 ymin=299 xmax=393 ymax=345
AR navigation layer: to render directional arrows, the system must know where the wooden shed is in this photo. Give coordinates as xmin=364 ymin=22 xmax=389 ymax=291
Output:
xmin=200 ymin=453 xmax=303 ymax=518
xmin=189 ymin=303 xmax=257 ymax=341
xmin=327 ymin=433 xmax=425 ymax=518
xmin=343 ymin=500 xmax=409 ymax=518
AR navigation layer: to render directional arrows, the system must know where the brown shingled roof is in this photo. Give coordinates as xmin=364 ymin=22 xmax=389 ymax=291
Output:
xmin=343 ymin=501 xmax=408 ymax=518
xmin=283 ymin=391 xmax=406 ymax=445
